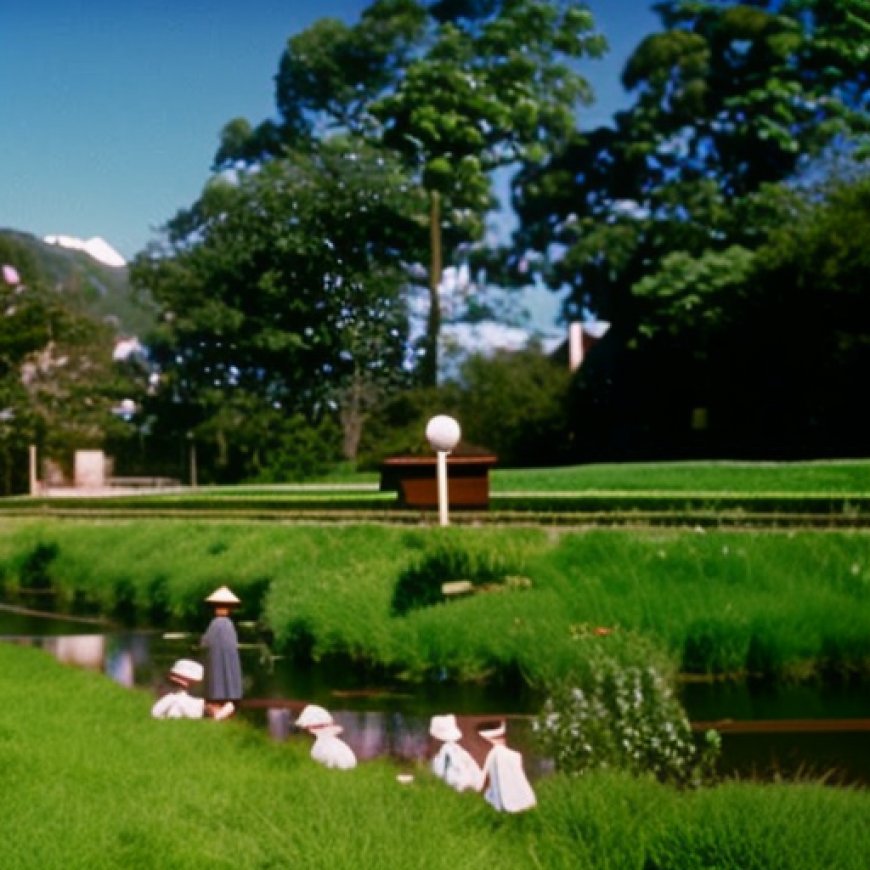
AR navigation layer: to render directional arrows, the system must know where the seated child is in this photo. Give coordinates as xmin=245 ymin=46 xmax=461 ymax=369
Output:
xmin=429 ymin=713 xmax=484 ymax=792
xmin=151 ymin=658 xmax=234 ymax=720
xmin=477 ymin=720 xmax=536 ymax=813
xmin=295 ymin=704 xmax=357 ymax=770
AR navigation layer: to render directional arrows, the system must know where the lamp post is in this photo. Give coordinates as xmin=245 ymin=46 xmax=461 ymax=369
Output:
xmin=425 ymin=414 xmax=461 ymax=527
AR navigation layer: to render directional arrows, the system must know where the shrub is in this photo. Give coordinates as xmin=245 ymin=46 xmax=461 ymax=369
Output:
xmin=534 ymin=627 xmax=720 ymax=785
xmin=249 ymin=414 xmax=343 ymax=482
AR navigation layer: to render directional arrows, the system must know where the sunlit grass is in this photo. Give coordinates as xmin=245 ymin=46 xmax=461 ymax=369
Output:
xmin=1 ymin=520 xmax=868 ymax=683
xmin=1 ymin=644 xmax=868 ymax=870
xmin=491 ymin=458 xmax=870 ymax=494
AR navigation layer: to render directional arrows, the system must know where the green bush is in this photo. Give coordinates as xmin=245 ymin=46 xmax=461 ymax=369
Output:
xmin=249 ymin=414 xmax=343 ymax=482
xmin=534 ymin=628 xmax=720 ymax=785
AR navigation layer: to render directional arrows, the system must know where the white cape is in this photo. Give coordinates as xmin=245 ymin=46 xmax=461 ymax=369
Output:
xmin=311 ymin=733 xmax=357 ymax=770
xmin=482 ymin=745 xmax=536 ymax=813
xmin=431 ymin=741 xmax=484 ymax=792
xmin=151 ymin=690 xmax=205 ymax=719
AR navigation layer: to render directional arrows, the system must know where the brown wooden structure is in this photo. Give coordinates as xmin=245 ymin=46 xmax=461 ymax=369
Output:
xmin=380 ymin=454 xmax=498 ymax=509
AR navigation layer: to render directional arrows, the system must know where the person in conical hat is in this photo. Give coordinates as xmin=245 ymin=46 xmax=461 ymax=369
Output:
xmin=200 ymin=586 xmax=243 ymax=709
xmin=429 ymin=714 xmax=484 ymax=793
xmin=477 ymin=720 xmax=536 ymax=813
xmin=295 ymin=704 xmax=357 ymax=770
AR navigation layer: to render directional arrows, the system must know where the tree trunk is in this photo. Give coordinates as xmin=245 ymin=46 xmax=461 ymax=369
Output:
xmin=421 ymin=188 xmax=442 ymax=387
xmin=339 ymin=371 xmax=367 ymax=461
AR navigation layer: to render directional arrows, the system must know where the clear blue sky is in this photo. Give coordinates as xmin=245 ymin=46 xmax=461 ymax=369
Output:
xmin=0 ymin=1 xmax=659 ymax=261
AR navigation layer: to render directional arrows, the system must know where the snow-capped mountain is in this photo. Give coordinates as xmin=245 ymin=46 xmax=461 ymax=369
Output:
xmin=43 ymin=234 xmax=127 ymax=268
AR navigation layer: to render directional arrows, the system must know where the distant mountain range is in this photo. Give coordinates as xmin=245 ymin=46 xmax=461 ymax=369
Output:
xmin=0 ymin=228 xmax=155 ymax=337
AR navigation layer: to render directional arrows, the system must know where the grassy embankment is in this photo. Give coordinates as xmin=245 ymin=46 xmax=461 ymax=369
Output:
xmin=1 ymin=643 xmax=867 ymax=870
xmin=1 ymin=519 xmax=868 ymax=684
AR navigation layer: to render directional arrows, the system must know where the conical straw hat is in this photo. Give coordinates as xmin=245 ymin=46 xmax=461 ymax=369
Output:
xmin=204 ymin=585 xmax=241 ymax=605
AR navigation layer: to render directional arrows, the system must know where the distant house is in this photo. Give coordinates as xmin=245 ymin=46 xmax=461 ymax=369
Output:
xmin=550 ymin=321 xmax=611 ymax=371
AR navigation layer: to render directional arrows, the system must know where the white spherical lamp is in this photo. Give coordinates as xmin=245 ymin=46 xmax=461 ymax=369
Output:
xmin=426 ymin=415 xmax=461 ymax=453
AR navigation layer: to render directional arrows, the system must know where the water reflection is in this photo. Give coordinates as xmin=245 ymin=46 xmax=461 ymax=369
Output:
xmin=2 ymin=620 xmax=869 ymax=785
xmin=1 ymin=626 xmax=547 ymax=775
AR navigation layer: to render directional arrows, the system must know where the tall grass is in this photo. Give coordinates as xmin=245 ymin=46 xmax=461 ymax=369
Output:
xmin=1 ymin=520 xmax=868 ymax=684
xmin=1 ymin=644 xmax=867 ymax=870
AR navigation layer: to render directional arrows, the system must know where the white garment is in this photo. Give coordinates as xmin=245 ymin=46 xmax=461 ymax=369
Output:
xmin=482 ymin=744 xmax=537 ymax=813
xmin=311 ymin=732 xmax=357 ymax=770
xmin=431 ymin=741 xmax=484 ymax=792
xmin=151 ymin=689 xmax=206 ymax=720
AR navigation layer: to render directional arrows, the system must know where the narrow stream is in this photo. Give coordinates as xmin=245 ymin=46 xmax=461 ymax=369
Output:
xmin=3 ymin=610 xmax=868 ymax=785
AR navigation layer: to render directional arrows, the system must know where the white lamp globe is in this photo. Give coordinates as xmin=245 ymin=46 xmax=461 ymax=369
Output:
xmin=426 ymin=415 xmax=461 ymax=453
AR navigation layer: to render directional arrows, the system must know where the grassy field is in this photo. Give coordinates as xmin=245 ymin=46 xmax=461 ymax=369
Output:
xmin=3 ymin=460 xmax=868 ymax=529
xmin=1 ymin=643 xmax=867 ymax=870
xmin=2 ymin=465 xmax=869 ymax=867
xmin=490 ymin=459 xmax=870 ymax=494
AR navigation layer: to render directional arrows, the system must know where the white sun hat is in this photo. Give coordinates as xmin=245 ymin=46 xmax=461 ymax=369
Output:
xmin=204 ymin=585 xmax=241 ymax=605
xmin=170 ymin=659 xmax=204 ymax=683
xmin=295 ymin=704 xmax=334 ymax=729
xmin=429 ymin=714 xmax=462 ymax=742
xmin=477 ymin=720 xmax=507 ymax=742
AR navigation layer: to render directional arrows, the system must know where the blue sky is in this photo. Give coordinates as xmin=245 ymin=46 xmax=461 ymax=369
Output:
xmin=1 ymin=1 xmax=659 ymax=262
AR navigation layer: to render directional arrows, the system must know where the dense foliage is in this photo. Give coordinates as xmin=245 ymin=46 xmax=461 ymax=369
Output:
xmin=5 ymin=2 xmax=870 ymax=485
xmin=0 ymin=233 xmax=145 ymax=493
xmin=534 ymin=626 xmax=721 ymax=784
xmin=216 ymin=0 xmax=606 ymax=384
xmin=512 ymin=0 xmax=870 ymax=460
xmin=131 ymin=140 xmax=422 ymax=479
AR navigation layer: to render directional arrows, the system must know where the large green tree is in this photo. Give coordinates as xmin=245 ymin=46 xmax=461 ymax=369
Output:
xmin=132 ymin=138 xmax=424 ymax=477
xmin=511 ymin=0 xmax=869 ymax=457
xmin=216 ymin=0 xmax=606 ymax=385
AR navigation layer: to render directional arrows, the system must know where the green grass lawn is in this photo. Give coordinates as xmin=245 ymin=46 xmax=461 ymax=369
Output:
xmin=2 ymin=466 xmax=869 ymax=868
xmin=1 ymin=643 xmax=867 ymax=870
xmin=491 ymin=458 xmax=870 ymax=494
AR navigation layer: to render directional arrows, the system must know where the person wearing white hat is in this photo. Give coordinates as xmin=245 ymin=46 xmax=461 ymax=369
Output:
xmin=151 ymin=659 xmax=235 ymax=720
xmin=477 ymin=720 xmax=536 ymax=813
xmin=429 ymin=714 xmax=484 ymax=793
xmin=201 ymin=586 xmax=243 ymax=710
xmin=295 ymin=704 xmax=357 ymax=770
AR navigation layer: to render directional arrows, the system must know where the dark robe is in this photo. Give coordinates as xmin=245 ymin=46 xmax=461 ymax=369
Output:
xmin=201 ymin=615 xmax=243 ymax=701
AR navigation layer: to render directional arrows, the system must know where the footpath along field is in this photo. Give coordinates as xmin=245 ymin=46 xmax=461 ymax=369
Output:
xmin=1 ymin=460 xmax=869 ymax=867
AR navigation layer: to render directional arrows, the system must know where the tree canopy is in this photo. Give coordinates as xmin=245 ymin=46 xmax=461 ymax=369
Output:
xmin=215 ymin=0 xmax=606 ymax=384
xmin=507 ymin=0 xmax=869 ymax=458
xmin=0 ymin=234 xmax=140 ymax=492
xmin=131 ymin=137 xmax=425 ymax=477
